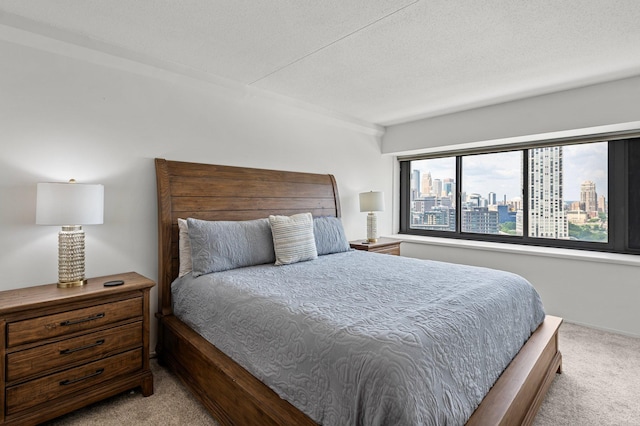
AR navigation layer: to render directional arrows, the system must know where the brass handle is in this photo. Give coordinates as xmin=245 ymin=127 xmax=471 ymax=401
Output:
xmin=60 ymin=339 xmax=105 ymax=355
xmin=59 ymin=368 xmax=104 ymax=386
xmin=60 ymin=313 xmax=105 ymax=326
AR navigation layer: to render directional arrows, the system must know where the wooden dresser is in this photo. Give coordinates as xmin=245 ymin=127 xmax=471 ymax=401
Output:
xmin=0 ymin=272 xmax=154 ymax=425
xmin=349 ymin=237 xmax=401 ymax=255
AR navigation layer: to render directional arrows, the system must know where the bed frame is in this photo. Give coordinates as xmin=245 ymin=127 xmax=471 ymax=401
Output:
xmin=154 ymin=158 xmax=563 ymax=426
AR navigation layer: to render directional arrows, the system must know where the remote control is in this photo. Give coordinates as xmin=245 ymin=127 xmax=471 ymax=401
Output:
xmin=103 ymin=280 xmax=124 ymax=287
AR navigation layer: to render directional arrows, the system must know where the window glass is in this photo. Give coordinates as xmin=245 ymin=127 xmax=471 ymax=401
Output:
xmin=461 ymin=151 xmax=523 ymax=235
xmin=529 ymin=142 xmax=608 ymax=242
xmin=409 ymin=157 xmax=456 ymax=232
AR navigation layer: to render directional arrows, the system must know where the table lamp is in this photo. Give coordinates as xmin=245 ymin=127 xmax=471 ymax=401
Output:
xmin=36 ymin=179 xmax=104 ymax=287
xmin=359 ymin=191 xmax=384 ymax=243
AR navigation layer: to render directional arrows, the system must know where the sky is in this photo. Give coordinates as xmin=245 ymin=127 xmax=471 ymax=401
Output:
xmin=413 ymin=141 xmax=608 ymax=202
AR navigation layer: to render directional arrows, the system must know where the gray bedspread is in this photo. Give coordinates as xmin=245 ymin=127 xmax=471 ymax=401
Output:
xmin=172 ymin=250 xmax=545 ymax=426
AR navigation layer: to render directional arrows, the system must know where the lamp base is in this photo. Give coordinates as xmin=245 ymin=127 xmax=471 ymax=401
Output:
xmin=58 ymin=225 xmax=87 ymax=288
xmin=57 ymin=279 xmax=88 ymax=288
xmin=366 ymin=212 xmax=378 ymax=243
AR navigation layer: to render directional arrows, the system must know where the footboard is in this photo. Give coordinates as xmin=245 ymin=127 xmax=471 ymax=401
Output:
xmin=466 ymin=315 xmax=563 ymax=426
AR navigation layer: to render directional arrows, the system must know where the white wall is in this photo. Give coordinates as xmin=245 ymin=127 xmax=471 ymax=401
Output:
xmin=384 ymin=77 xmax=640 ymax=337
xmin=382 ymin=75 xmax=640 ymax=154
xmin=0 ymin=38 xmax=393 ymax=351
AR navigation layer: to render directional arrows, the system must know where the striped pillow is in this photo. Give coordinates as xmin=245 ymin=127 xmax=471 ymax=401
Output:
xmin=269 ymin=213 xmax=318 ymax=265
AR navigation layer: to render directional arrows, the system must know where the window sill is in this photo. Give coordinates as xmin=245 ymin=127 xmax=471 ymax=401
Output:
xmin=390 ymin=234 xmax=640 ymax=267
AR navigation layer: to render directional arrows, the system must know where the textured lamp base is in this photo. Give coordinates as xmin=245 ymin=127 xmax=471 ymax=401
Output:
xmin=58 ymin=225 xmax=87 ymax=288
xmin=367 ymin=212 xmax=378 ymax=243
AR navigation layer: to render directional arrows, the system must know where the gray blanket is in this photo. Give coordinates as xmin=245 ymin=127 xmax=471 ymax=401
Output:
xmin=172 ymin=250 xmax=545 ymax=425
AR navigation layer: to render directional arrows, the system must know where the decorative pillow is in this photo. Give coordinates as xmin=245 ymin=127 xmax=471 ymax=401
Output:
xmin=314 ymin=216 xmax=350 ymax=255
xmin=177 ymin=218 xmax=192 ymax=277
xmin=187 ymin=217 xmax=275 ymax=277
xmin=269 ymin=213 xmax=318 ymax=265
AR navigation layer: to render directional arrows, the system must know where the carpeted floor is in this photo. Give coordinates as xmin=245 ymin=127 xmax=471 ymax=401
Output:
xmin=43 ymin=322 xmax=640 ymax=425
xmin=533 ymin=322 xmax=640 ymax=426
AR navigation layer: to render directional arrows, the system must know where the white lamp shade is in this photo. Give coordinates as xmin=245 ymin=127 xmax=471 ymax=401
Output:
xmin=359 ymin=191 xmax=384 ymax=212
xmin=36 ymin=182 xmax=104 ymax=225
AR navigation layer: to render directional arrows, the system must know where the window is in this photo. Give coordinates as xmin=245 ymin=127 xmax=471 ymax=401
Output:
xmin=399 ymin=138 xmax=639 ymax=255
xmin=461 ymin=151 xmax=522 ymax=236
xmin=408 ymin=157 xmax=456 ymax=232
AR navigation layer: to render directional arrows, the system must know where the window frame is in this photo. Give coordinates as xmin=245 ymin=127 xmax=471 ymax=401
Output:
xmin=399 ymin=137 xmax=640 ymax=255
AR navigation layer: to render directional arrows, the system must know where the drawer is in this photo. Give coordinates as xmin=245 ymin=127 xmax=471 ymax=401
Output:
xmin=6 ymin=321 xmax=142 ymax=382
xmin=7 ymin=297 xmax=142 ymax=347
xmin=5 ymin=348 xmax=142 ymax=415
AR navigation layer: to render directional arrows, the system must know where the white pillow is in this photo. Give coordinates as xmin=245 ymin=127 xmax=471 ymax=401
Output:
xmin=178 ymin=218 xmax=192 ymax=277
xmin=269 ymin=213 xmax=317 ymax=266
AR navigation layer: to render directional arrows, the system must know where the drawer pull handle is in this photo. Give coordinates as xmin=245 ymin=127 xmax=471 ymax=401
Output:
xmin=60 ymin=339 xmax=106 ymax=355
xmin=60 ymin=313 xmax=105 ymax=326
xmin=59 ymin=368 xmax=104 ymax=386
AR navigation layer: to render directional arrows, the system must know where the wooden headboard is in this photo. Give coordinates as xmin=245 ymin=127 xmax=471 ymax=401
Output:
xmin=154 ymin=158 xmax=341 ymax=315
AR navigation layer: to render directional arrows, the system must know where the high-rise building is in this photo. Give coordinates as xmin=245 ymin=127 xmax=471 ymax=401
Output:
xmin=423 ymin=207 xmax=455 ymax=231
xmin=443 ymin=178 xmax=455 ymax=198
xmin=598 ymin=194 xmax=607 ymax=214
xmin=411 ymin=169 xmax=421 ymax=200
xmin=529 ymin=147 xmax=568 ymax=239
xmin=511 ymin=197 xmax=523 ymax=211
xmin=421 ymin=172 xmax=433 ymax=197
xmin=497 ymin=204 xmax=516 ymax=223
xmin=488 ymin=192 xmax=497 ymax=206
xmin=580 ymin=180 xmax=597 ymax=214
xmin=462 ymin=207 xmax=499 ymax=234
xmin=433 ymin=178 xmax=443 ymax=197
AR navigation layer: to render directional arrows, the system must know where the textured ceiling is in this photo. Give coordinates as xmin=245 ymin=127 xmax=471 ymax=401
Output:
xmin=1 ymin=0 xmax=640 ymax=126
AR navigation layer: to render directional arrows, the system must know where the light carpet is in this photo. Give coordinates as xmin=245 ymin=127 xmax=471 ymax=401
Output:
xmin=43 ymin=322 xmax=640 ymax=425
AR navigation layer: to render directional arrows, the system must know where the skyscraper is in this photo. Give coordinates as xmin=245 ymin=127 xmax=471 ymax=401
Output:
xmin=411 ymin=169 xmax=421 ymax=200
xmin=529 ymin=146 xmax=568 ymax=239
xmin=433 ymin=178 xmax=443 ymax=197
xmin=421 ymin=172 xmax=433 ymax=197
xmin=443 ymin=178 xmax=455 ymax=198
xmin=580 ymin=180 xmax=597 ymax=215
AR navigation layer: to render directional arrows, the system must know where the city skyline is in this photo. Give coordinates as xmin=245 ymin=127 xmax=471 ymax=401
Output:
xmin=412 ymin=142 xmax=608 ymax=202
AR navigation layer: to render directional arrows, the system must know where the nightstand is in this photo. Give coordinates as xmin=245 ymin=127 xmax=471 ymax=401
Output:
xmin=0 ymin=272 xmax=155 ymax=425
xmin=350 ymin=237 xmax=401 ymax=256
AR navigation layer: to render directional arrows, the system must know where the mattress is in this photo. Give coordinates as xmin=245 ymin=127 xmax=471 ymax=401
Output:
xmin=172 ymin=250 xmax=545 ymax=425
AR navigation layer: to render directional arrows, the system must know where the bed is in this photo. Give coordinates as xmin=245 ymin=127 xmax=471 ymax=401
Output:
xmin=154 ymin=158 xmax=563 ymax=426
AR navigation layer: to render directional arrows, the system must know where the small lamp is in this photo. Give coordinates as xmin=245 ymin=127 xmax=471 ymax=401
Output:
xmin=36 ymin=180 xmax=104 ymax=288
xmin=359 ymin=191 xmax=384 ymax=243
